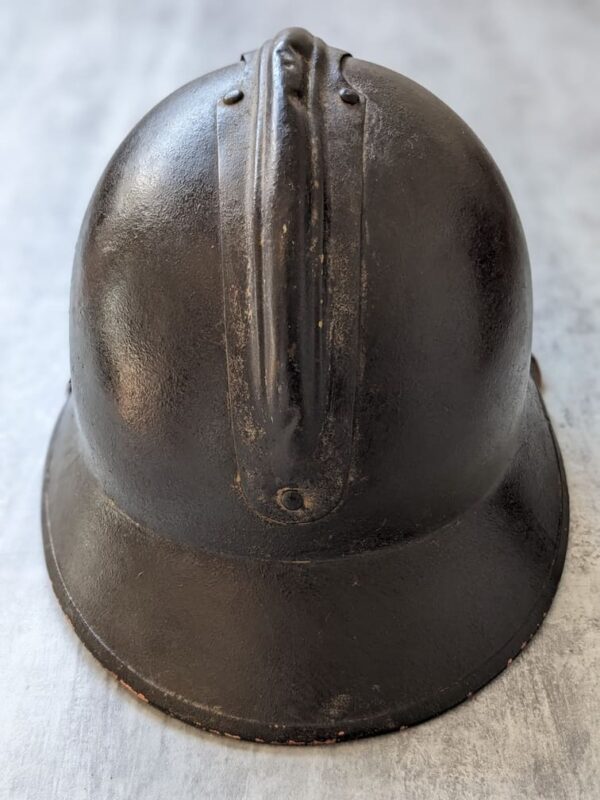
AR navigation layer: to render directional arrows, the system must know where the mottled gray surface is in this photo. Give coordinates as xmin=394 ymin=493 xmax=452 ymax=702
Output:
xmin=1 ymin=0 xmax=598 ymax=798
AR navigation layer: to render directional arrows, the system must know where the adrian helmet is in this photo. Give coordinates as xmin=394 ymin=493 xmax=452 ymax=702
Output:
xmin=42 ymin=28 xmax=568 ymax=744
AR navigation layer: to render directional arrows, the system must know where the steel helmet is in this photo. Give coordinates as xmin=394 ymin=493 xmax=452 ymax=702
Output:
xmin=43 ymin=28 xmax=569 ymax=744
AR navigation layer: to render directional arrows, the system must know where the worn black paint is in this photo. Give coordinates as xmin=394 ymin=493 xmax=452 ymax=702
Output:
xmin=42 ymin=28 xmax=569 ymax=744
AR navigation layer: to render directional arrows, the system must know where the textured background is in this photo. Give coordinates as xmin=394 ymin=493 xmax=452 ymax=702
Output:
xmin=1 ymin=1 xmax=598 ymax=798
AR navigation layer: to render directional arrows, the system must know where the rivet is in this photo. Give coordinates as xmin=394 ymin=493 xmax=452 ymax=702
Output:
xmin=279 ymin=488 xmax=304 ymax=512
xmin=223 ymin=89 xmax=244 ymax=105
xmin=339 ymin=87 xmax=359 ymax=105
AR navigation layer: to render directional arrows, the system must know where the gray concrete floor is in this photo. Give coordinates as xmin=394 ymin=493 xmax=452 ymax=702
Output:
xmin=1 ymin=1 xmax=599 ymax=798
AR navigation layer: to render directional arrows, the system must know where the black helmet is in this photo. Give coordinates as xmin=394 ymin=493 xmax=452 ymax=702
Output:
xmin=42 ymin=27 xmax=568 ymax=744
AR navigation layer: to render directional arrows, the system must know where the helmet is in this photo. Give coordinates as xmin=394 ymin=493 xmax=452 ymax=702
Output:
xmin=42 ymin=27 xmax=569 ymax=744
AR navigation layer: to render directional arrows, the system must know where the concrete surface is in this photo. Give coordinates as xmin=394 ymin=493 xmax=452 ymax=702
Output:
xmin=0 ymin=0 xmax=598 ymax=798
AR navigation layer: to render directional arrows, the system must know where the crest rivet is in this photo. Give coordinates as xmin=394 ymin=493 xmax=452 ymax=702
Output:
xmin=339 ymin=87 xmax=359 ymax=105
xmin=223 ymin=89 xmax=244 ymax=105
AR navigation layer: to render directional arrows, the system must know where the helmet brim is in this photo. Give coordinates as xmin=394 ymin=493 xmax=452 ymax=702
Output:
xmin=42 ymin=379 xmax=568 ymax=744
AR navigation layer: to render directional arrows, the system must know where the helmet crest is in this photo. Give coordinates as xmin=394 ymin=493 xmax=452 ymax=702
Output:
xmin=218 ymin=28 xmax=364 ymax=522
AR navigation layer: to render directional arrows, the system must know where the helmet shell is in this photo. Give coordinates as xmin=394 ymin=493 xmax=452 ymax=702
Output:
xmin=43 ymin=29 xmax=567 ymax=744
